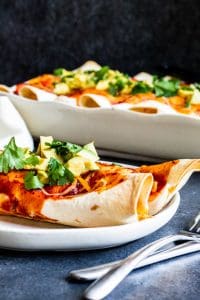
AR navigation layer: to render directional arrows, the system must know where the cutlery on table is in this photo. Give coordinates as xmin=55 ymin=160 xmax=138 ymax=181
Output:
xmin=69 ymin=212 xmax=200 ymax=300
xmin=69 ymin=212 xmax=200 ymax=282
xmin=69 ymin=241 xmax=199 ymax=282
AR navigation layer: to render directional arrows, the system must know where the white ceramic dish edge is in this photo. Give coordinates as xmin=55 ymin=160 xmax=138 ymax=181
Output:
xmin=4 ymin=93 xmax=200 ymax=159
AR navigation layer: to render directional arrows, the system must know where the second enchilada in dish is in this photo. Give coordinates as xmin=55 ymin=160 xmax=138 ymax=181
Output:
xmin=1 ymin=61 xmax=200 ymax=116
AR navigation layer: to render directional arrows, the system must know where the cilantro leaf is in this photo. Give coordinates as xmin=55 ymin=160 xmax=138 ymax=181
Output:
xmin=46 ymin=140 xmax=82 ymax=161
xmin=185 ymin=99 xmax=191 ymax=108
xmin=47 ymin=158 xmax=74 ymax=186
xmin=108 ymin=83 xmax=118 ymax=96
xmin=24 ymin=154 xmax=39 ymax=166
xmin=93 ymin=66 xmax=109 ymax=83
xmin=53 ymin=68 xmax=66 ymax=76
xmin=24 ymin=171 xmax=44 ymax=190
xmin=0 ymin=138 xmax=41 ymax=174
xmin=131 ymin=82 xmax=152 ymax=94
xmin=153 ymin=76 xmax=180 ymax=97
xmin=0 ymin=137 xmax=26 ymax=173
xmin=108 ymin=79 xmax=125 ymax=96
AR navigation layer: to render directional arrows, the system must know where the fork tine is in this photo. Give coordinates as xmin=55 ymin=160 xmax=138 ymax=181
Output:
xmin=188 ymin=212 xmax=200 ymax=233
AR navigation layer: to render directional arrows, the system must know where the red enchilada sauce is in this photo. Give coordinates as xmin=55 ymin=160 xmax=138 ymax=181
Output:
xmin=0 ymin=161 xmax=179 ymax=219
xmin=0 ymin=163 xmax=128 ymax=218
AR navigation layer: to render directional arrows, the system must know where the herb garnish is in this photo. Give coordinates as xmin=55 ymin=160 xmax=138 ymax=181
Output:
xmin=47 ymin=158 xmax=74 ymax=186
xmin=185 ymin=99 xmax=191 ymax=108
xmin=92 ymin=66 xmax=109 ymax=84
xmin=131 ymin=82 xmax=152 ymax=95
xmin=108 ymin=79 xmax=125 ymax=96
xmin=0 ymin=138 xmax=39 ymax=173
xmin=153 ymin=76 xmax=180 ymax=97
xmin=24 ymin=154 xmax=40 ymax=166
xmin=0 ymin=137 xmax=101 ymax=190
xmin=53 ymin=68 xmax=66 ymax=76
xmin=46 ymin=140 xmax=82 ymax=161
xmin=24 ymin=171 xmax=44 ymax=190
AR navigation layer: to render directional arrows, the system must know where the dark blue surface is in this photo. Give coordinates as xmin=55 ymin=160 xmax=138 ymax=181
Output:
xmin=0 ymin=163 xmax=199 ymax=300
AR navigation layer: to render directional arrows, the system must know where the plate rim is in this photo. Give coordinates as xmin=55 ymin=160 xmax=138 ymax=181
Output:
xmin=0 ymin=161 xmax=180 ymax=250
xmin=0 ymin=192 xmax=180 ymax=234
xmin=0 ymin=193 xmax=180 ymax=251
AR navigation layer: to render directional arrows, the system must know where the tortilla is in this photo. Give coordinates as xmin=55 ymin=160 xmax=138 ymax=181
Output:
xmin=41 ymin=172 xmax=153 ymax=227
xmin=18 ymin=85 xmax=57 ymax=102
xmin=0 ymin=84 xmax=10 ymax=93
xmin=0 ymin=159 xmax=199 ymax=227
xmin=0 ymin=165 xmax=153 ymax=227
xmin=113 ymin=100 xmax=177 ymax=114
xmin=79 ymin=93 xmax=112 ymax=108
xmin=75 ymin=60 xmax=101 ymax=72
xmin=136 ymin=159 xmax=200 ymax=215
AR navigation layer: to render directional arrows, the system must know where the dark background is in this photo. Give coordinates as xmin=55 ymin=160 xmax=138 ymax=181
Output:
xmin=0 ymin=0 xmax=200 ymax=85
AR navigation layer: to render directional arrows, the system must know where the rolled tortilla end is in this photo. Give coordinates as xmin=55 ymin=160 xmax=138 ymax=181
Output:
xmin=0 ymin=84 xmax=10 ymax=93
xmin=79 ymin=94 xmax=112 ymax=108
xmin=134 ymin=72 xmax=153 ymax=86
xmin=75 ymin=60 xmax=101 ymax=72
xmin=130 ymin=107 xmax=158 ymax=114
xmin=114 ymin=100 xmax=177 ymax=114
xmin=147 ymin=159 xmax=200 ymax=216
xmin=19 ymin=85 xmax=57 ymax=102
xmin=41 ymin=173 xmax=153 ymax=227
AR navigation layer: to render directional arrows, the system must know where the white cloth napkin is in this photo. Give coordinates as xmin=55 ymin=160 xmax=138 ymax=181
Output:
xmin=0 ymin=96 xmax=33 ymax=150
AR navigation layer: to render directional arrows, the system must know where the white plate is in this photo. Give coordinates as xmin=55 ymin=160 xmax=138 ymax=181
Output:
xmin=0 ymin=193 xmax=180 ymax=251
xmin=6 ymin=93 xmax=200 ymax=159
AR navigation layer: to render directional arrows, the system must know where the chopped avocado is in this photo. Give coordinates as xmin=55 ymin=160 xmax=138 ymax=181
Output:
xmin=38 ymin=136 xmax=62 ymax=162
xmin=96 ymin=80 xmax=110 ymax=90
xmin=66 ymin=156 xmax=99 ymax=176
xmin=178 ymin=87 xmax=194 ymax=98
xmin=53 ymin=82 xmax=71 ymax=95
xmin=190 ymin=88 xmax=200 ymax=104
xmin=83 ymin=142 xmax=98 ymax=156
xmin=37 ymin=170 xmax=49 ymax=184
xmin=37 ymin=136 xmax=52 ymax=156
xmin=77 ymin=142 xmax=99 ymax=161
xmin=77 ymin=149 xmax=98 ymax=162
xmin=65 ymin=157 xmax=86 ymax=176
xmin=34 ymin=157 xmax=49 ymax=171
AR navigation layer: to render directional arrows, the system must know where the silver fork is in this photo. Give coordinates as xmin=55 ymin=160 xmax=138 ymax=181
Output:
xmin=71 ymin=212 xmax=200 ymax=300
xmin=69 ymin=212 xmax=200 ymax=282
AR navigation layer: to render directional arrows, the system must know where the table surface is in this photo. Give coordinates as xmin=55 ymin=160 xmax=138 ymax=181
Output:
xmin=0 ymin=159 xmax=199 ymax=300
